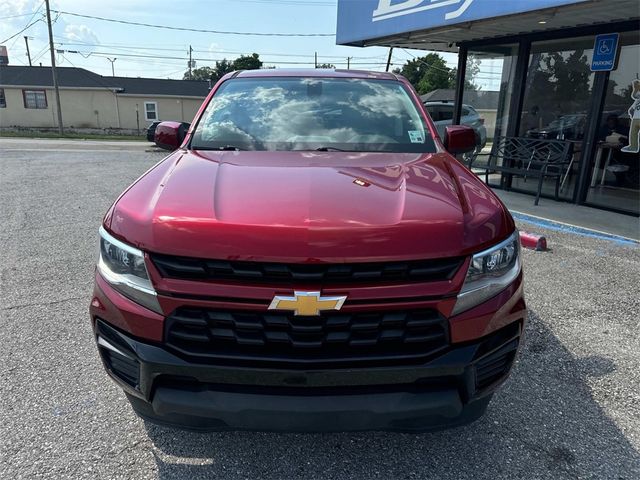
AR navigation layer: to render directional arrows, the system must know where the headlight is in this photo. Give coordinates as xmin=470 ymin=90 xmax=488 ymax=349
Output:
xmin=97 ymin=226 xmax=162 ymax=314
xmin=452 ymin=231 xmax=521 ymax=316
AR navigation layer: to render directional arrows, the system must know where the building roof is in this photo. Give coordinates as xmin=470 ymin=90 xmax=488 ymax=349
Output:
xmin=0 ymin=66 xmax=210 ymax=97
xmin=420 ymin=89 xmax=500 ymax=110
xmin=420 ymin=89 xmax=456 ymax=103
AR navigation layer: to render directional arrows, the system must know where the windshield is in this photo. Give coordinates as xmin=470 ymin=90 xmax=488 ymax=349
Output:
xmin=190 ymin=77 xmax=436 ymax=153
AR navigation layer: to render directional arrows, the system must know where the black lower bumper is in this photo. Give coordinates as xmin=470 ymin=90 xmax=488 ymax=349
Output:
xmin=95 ymin=319 xmax=520 ymax=432
xmin=127 ymin=388 xmax=492 ymax=433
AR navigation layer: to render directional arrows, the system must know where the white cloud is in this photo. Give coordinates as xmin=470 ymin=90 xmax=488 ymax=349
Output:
xmin=0 ymin=0 xmax=41 ymax=17
xmin=63 ymin=23 xmax=99 ymax=45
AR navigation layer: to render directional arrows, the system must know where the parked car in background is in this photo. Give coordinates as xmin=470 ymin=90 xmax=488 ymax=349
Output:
xmin=146 ymin=121 xmax=162 ymax=142
xmin=424 ymin=101 xmax=487 ymax=152
xmin=91 ymin=69 xmax=525 ymax=433
xmin=526 ymin=114 xmax=587 ymax=140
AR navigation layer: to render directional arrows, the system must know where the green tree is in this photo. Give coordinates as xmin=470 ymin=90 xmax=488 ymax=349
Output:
xmin=316 ymin=63 xmax=336 ymax=69
xmin=183 ymin=59 xmax=234 ymax=82
xmin=233 ymin=53 xmax=262 ymax=71
xmin=184 ymin=55 xmax=261 ymax=82
xmin=523 ymin=50 xmax=592 ymax=117
xmin=184 ymin=66 xmax=214 ymax=81
xmin=450 ymin=54 xmax=481 ymax=91
xmin=214 ymin=59 xmax=235 ymax=80
xmin=393 ymin=53 xmax=454 ymax=94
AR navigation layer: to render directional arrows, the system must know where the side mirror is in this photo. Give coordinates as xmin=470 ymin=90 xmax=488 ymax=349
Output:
xmin=444 ymin=125 xmax=477 ymax=155
xmin=154 ymin=121 xmax=189 ymax=151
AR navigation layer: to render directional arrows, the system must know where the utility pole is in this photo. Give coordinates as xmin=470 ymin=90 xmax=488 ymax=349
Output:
xmin=188 ymin=45 xmax=193 ymax=80
xmin=385 ymin=47 xmax=394 ymax=72
xmin=314 ymin=52 xmax=318 ymax=68
xmin=107 ymin=57 xmax=117 ymax=76
xmin=45 ymin=0 xmax=63 ymax=135
xmin=24 ymin=36 xmax=32 ymax=66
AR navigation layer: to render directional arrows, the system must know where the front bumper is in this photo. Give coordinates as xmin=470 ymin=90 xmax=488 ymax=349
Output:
xmin=90 ymin=266 xmax=526 ymax=432
xmin=94 ymin=315 xmax=521 ymax=432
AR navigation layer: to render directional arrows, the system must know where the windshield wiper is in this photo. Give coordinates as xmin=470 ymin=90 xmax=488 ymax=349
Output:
xmin=217 ymin=145 xmax=246 ymax=151
xmin=191 ymin=145 xmax=246 ymax=152
xmin=314 ymin=146 xmax=348 ymax=152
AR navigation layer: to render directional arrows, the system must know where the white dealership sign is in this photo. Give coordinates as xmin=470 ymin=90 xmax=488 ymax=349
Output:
xmin=372 ymin=0 xmax=475 ymax=22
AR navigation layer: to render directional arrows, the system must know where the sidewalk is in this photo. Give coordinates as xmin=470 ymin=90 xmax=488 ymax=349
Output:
xmin=495 ymin=189 xmax=639 ymax=242
xmin=0 ymin=137 xmax=154 ymax=152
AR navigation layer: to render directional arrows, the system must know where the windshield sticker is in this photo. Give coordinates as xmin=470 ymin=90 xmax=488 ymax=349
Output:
xmin=408 ymin=130 xmax=424 ymax=143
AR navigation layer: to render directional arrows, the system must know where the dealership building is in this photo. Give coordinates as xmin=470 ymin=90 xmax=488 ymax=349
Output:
xmin=337 ymin=0 xmax=639 ymax=215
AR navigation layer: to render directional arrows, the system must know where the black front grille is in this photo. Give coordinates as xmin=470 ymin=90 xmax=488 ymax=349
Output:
xmin=165 ymin=307 xmax=449 ymax=367
xmin=151 ymin=254 xmax=463 ymax=285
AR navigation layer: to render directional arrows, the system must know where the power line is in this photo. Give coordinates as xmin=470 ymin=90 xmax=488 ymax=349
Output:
xmin=53 ymin=10 xmax=334 ymax=37
xmin=395 ymin=51 xmax=501 ymax=76
xmin=7 ymin=1 xmax=44 ymax=51
xmin=61 ymin=49 xmax=389 ymax=66
xmin=55 ymin=41 xmax=388 ymax=60
xmin=399 ymin=49 xmax=455 ymax=75
xmin=0 ymin=19 xmax=43 ymax=44
xmin=0 ymin=12 xmax=38 ymax=20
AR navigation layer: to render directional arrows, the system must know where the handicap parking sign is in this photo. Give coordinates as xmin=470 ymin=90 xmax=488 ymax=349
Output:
xmin=591 ymin=33 xmax=619 ymax=71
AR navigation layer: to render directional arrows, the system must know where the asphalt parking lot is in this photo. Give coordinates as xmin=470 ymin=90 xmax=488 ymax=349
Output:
xmin=1 ymin=138 xmax=639 ymax=479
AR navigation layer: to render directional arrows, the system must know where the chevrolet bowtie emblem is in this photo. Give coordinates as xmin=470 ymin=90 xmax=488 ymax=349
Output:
xmin=268 ymin=291 xmax=347 ymax=316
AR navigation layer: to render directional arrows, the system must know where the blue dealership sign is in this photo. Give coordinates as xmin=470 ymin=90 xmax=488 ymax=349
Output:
xmin=337 ymin=0 xmax=590 ymax=46
xmin=591 ymin=33 xmax=619 ymax=71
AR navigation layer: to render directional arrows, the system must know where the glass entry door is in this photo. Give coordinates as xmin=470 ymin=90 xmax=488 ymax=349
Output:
xmin=462 ymin=44 xmax=518 ymax=185
xmin=517 ymin=36 xmax=597 ymax=201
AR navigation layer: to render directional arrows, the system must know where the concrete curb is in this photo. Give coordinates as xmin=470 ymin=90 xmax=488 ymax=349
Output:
xmin=512 ymin=211 xmax=639 ymax=247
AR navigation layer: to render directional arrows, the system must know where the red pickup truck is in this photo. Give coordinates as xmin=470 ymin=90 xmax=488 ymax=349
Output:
xmin=90 ymin=69 xmax=526 ymax=432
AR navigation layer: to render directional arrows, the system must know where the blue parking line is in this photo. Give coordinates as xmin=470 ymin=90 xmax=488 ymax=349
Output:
xmin=511 ymin=212 xmax=639 ymax=247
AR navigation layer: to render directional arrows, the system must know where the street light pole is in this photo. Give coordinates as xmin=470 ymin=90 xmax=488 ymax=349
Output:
xmin=44 ymin=0 xmax=63 ymax=135
xmin=107 ymin=57 xmax=117 ymax=76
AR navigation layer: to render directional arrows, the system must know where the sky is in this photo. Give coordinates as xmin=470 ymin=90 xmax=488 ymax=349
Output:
xmin=0 ymin=0 xmax=463 ymax=80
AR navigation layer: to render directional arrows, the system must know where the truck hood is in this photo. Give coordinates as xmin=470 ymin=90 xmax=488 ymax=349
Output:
xmin=107 ymin=150 xmax=513 ymax=262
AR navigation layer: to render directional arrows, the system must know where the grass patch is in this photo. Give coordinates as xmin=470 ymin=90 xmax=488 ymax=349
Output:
xmin=0 ymin=131 xmax=148 ymax=141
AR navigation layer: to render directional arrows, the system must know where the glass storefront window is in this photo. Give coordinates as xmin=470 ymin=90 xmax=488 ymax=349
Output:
xmin=461 ymin=44 xmax=518 ymax=183
xmin=586 ymin=32 xmax=640 ymax=215
xmin=513 ymin=36 xmax=597 ymax=200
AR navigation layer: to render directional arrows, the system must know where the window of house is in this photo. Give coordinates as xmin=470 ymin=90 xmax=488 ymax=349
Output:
xmin=0 ymin=88 xmax=6 ymax=108
xmin=144 ymin=102 xmax=158 ymax=121
xmin=23 ymin=90 xmax=47 ymax=109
